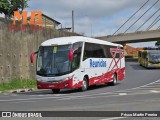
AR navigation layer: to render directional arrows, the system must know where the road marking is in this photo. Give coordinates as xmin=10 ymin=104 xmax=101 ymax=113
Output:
xmin=58 ymin=90 xmax=159 ymax=101
xmin=11 ymin=100 xmax=36 ymax=104
xmin=119 ymin=93 xmax=127 ymax=96
xmin=0 ymin=96 xmax=63 ymax=102
xmin=150 ymin=90 xmax=160 ymax=93
xmin=100 ymin=117 xmax=126 ymax=120
xmin=59 ymin=91 xmax=158 ymax=102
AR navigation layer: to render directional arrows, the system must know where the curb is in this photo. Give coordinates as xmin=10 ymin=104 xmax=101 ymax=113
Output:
xmin=9 ymin=88 xmax=37 ymax=93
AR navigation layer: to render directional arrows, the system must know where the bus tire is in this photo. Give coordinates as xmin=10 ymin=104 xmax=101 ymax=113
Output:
xmin=80 ymin=77 xmax=88 ymax=91
xmin=109 ymin=74 xmax=117 ymax=86
xmin=52 ymin=89 xmax=60 ymax=94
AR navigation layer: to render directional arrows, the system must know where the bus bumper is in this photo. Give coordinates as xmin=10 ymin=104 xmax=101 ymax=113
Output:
xmin=147 ymin=64 xmax=160 ymax=68
xmin=37 ymin=78 xmax=73 ymax=89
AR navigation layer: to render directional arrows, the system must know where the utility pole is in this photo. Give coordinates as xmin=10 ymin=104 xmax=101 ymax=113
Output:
xmin=91 ymin=23 xmax=92 ymax=37
xmin=72 ymin=10 xmax=74 ymax=33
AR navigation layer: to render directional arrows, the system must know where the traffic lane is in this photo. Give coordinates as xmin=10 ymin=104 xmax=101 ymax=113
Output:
xmin=0 ymin=89 xmax=160 ymax=111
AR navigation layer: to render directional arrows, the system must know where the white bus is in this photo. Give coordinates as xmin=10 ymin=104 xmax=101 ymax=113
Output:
xmin=30 ymin=36 xmax=125 ymax=93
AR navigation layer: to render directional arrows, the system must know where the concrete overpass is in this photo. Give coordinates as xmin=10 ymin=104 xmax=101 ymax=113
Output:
xmin=97 ymin=29 xmax=160 ymax=45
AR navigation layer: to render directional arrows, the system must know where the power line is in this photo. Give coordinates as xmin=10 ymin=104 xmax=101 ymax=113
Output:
xmin=112 ymin=0 xmax=150 ymax=35
xmin=148 ymin=18 xmax=160 ymax=29
xmin=157 ymin=25 xmax=160 ymax=29
xmin=136 ymin=7 xmax=160 ymax=32
xmin=146 ymin=14 xmax=160 ymax=30
xmin=147 ymin=18 xmax=160 ymax=30
xmin=124 ymin=0 xmax=159 ymax=33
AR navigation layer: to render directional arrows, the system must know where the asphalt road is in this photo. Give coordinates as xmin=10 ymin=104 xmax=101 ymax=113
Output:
xmin=0 ymin=60 xmax=160 ymax=120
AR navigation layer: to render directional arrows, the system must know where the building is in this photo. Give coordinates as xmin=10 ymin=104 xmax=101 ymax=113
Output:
xmin=27 ymin=14 xmax=61 ymax=29
xmin=125 ymin=45 xmax=143 ymax=57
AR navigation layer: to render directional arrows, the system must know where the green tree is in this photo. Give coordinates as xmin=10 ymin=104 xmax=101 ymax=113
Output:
xmin=155 ymin=41 xmax=160 ymax=46
xmin=0 ymin=0 xmax=29 ymax=18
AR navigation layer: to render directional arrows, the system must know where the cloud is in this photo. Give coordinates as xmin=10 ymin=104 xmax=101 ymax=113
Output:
xmin=26 ymin=0 xmax=160 ymax=37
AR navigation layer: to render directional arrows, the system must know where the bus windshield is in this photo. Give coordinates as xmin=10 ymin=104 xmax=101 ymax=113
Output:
xmin=149 ymin=53 xmax=160 ymax=64
xmin=37 ymin=45 xmax=72 ymax=76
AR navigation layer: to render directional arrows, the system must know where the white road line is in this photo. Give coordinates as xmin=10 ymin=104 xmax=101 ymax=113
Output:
xmin=58 ymin=90 xmax=157 ymax=101
xmin=135 ymin=87 xmax=159 ymax=90
xmin=119 ymin=93 xmax=127 ymax=96
xmin=150 ymin=90 xmax=160 ymax=93
xmin=0 ymin=96 xmax=63 ymax=102
xmin=100 ymin=117 xmax=126 ymax=120
xmin=11 ymin=100 xmax=36 ymax=104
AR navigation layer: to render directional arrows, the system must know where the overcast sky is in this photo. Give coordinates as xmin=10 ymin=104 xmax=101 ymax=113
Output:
xmin=1 ymin=0 xmax=159 ymax=47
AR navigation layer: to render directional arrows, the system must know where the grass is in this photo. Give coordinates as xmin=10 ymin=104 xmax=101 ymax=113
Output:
xmin=0 ymin=78 xmax=37 ymax=92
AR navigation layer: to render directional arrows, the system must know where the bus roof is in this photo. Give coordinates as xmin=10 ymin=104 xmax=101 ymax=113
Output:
xmin=41 ymin=36 xmax=122 ymax=47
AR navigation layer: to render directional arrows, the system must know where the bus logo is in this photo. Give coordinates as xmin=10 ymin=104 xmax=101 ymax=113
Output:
xmin=90 ymin=59 xmax=107 ymax=68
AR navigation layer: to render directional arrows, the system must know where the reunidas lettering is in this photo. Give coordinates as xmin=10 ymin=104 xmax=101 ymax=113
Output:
xmin=90 ymin=59 xmax=106 ymax=68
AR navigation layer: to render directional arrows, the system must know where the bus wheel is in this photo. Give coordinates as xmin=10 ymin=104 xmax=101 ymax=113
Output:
xmin=109 ymin=74 xmax=117 ymax=86
xmin=80 ymin=77 xmax=88 ymax=91
xmin=52 ymin=89 xmax=60 ymax=94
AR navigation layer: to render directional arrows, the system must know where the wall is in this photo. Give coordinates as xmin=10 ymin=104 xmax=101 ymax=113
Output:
xmin=0 ymin=22 xmax=79 ymax=83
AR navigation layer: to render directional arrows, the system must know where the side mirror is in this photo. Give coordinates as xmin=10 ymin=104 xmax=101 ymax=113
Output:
xmin=30 ymin=51 xmax=38 ymax=63
xmin=69 ymin=49 xmax=74 ymax=61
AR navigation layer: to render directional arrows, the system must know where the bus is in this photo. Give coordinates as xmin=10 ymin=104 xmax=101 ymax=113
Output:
xmin=138 ymin=47 xmax=160 ymax=68
xmin=30 ymin=36 xmax=125 ymax=93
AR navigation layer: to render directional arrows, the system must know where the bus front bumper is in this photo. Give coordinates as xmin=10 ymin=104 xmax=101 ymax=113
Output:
xmin=147 ymin=64 xmax=160 ymax=68
xmin=37 ymin=78 xmax=72 ymax=89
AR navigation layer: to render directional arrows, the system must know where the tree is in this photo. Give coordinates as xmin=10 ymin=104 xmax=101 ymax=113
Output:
xmin=155 ymin=41 xmax=160 ymax=46
xmin=0 ymin=0 xmax=29 ymax=18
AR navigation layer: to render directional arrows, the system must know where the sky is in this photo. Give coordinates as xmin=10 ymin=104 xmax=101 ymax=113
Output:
xmin=1 ymin=0 xmax=160 ymax=47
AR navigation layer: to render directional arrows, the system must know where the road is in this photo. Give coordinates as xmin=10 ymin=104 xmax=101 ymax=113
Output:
xmin=0 ymin=60 xmax=160 ymax=120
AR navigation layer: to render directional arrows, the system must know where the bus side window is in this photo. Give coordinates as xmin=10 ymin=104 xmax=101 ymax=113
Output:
xmin=83 ymin=43 xmax=106 ymax=60
xmin=72 ymin=42 xmax=82 ymax=71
